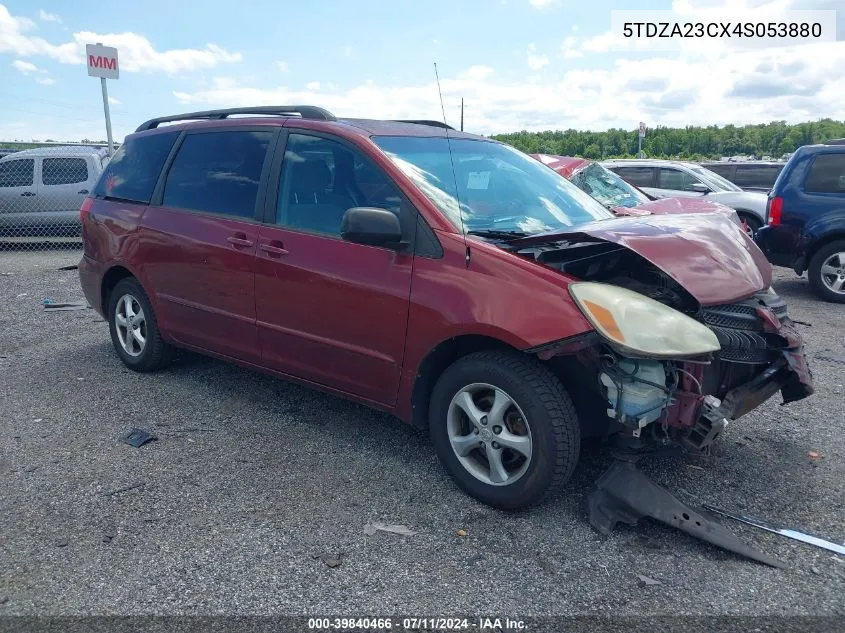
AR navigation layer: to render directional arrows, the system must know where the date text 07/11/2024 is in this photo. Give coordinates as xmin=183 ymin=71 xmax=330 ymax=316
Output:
xmin=307 ymin=617 xmax=528 ymax=631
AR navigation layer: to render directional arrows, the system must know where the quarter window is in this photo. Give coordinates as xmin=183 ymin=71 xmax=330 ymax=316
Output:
xmin=163 ymin=131 xmax=272 ymax=218
xmin=42 ymin=158 xmax=89 ymax=186
xmin=93 ymin=131 xmax=178 ymax=203
xmin=0 ymin=159 xmax=34 ymax=188
xmin=805 ymin=154 xmax=845 ymax=194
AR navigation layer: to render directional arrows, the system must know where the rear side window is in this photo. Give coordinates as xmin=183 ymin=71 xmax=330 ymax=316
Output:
xmin=612 ymin=166 xmax=654 ymax=187
xmin=0 ymin=159 xmax=34 ymax=187
xmin=703 ymin=163 xmax=734 ymax=179
xmin=162 ymin=131 xmax=272 ymax=218
xmin=42 ymin=158 xmax=88 ymax=185
xmin=805 ymin=154 xmax=845 ymax=194
xmin=93 ymin=132 xmax=178 ymax=203
xmin=733 ymin=165 xmax=781 ymax=189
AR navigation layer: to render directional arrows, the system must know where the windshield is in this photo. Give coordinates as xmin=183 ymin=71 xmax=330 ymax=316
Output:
xmin=570 ymin=162 xmax=650 ymax=208
xmin=372 ymin=137 xmax=613 ymax=235
xmin=690 ymin=166 xmax=742 ymax=192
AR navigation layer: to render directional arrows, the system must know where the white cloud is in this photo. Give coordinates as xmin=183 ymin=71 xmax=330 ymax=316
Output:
xmin=12 ymin=59 xmax=42 ymax=73
xmin=38 ymin=9 xmax=60 ymax=23
xmin=528 ymin=0 xmax=559 ymax=7
xmin=0 ymin=4 xmax=242 ymax=73
xmin=170 ymin=37 xmax=845 ymax=135
xmin=561 ymin=36 xmax=583 ymax=59
xmin=108 ymin=96 xmax=120 ymax=105
xmin=276 ymin=60 xmax=289 ymax=72
xmin=527 ymin=43 xmax=549 ymax=70
xmin=36 ymin=76 xmax=55 ymax=85
xmin=306 ymin=81 xmax=321 ymax=90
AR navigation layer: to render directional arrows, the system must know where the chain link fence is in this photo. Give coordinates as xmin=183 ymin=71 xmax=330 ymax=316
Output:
xmin=0 ymin=144 xmax=113 ymax=250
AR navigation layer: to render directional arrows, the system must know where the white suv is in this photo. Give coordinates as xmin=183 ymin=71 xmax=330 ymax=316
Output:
xmin=0 ymin=145 xmax=109 ymax=239
xmin=601 ymin=158 xmax=768 ymax=234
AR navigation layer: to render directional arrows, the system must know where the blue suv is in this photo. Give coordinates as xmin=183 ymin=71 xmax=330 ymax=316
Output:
xmin=755 ymin=139 xmax=845 ymax=303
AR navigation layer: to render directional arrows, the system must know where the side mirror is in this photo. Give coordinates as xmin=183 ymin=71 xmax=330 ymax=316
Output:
xmin=341 ymin=207 xmax=403 ymax=248
xmin=690 ymin=182 xmax=710 ymax=194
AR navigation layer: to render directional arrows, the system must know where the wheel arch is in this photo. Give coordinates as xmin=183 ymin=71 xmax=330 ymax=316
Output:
xmin=410 ymin=334 xmax=522 ymax=430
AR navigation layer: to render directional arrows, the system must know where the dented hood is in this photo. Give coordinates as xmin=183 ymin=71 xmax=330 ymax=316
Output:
xmin=624 ymin=197 xmax=737 ymax=217
xmin=510 ymin=213 xmax=773 ymax=306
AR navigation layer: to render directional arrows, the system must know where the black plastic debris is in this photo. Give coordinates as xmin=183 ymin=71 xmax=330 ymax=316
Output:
xmin=56 ymin=264 xmax=79 ymax=271
xmin=815 ymin=353 xmax=845 ymax=365
xmin=120 ymin=428 xmax=157 ymax=448
xmin=588 ymin=459 xmax=786 ymax=568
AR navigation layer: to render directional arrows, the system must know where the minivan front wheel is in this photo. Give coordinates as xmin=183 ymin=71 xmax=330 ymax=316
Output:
xmin=107 ymin=277 xmax=174 ymax=371
xmin=808 ymin=241 xmax=845 ymax=303
xmin=429 ymin=351 xmax=580 ymax=510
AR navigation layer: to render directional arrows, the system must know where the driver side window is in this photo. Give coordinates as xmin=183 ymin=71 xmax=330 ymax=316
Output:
xmin=276 ymin=133 xmax=404 ymax=237
xmin=658 ymin=168 xmax=698 ymax=191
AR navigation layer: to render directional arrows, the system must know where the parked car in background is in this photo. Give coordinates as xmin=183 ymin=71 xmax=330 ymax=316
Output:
xmin=531 ymin=154 xmax=742 ymax=225
xmin=602 ymin=158 xmax=769 ymax=234
xmin=699 ymin=161 xmax=785 ymax=193
xmin=0 ymin=145 xmax=109 ymax=239
xmin=78 ymin=105 xmax=812 ymax=514
xmin=755 ymin=139 xmax=845 ymax=303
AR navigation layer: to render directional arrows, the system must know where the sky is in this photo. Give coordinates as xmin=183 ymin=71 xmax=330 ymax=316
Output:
xmin=0 ymin=0 xmax=843 ymax=142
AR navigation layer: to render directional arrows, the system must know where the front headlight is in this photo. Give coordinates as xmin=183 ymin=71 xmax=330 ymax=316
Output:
xmin=569 ymin=282 xmax=720 ymax=358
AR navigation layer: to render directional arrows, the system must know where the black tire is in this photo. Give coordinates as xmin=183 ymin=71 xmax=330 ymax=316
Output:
xmin=107 ymin=277 xmax=174 ymax=371
xmin=808 ymin=240 xmax=845 ymax=304
xmin=737 ymin=212 xmax=761 ymax=237
xmin=428 ymin=350 xmax=580 ymax=510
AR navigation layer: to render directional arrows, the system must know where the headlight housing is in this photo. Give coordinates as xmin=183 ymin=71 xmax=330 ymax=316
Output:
xmin=569 ymin=282 xmax=720 ymax=358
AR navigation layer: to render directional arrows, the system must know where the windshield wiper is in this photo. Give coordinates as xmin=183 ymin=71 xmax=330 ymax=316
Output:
xmin=467 ymin=229 xmax=529 ymax=241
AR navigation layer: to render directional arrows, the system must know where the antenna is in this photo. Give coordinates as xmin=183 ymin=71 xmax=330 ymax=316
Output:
xmin=433 ymin=62 xmax=470 ymax=265
xmin=433 ymin=63 xmax=448 ymax=127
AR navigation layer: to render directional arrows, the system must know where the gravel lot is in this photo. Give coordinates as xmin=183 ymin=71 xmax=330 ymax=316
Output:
xmin=1 ymin=247 xmax=844 ymax=617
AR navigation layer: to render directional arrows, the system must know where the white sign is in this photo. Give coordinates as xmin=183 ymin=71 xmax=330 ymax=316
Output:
xmin=638 ymin=122 xmax=646 ymax=138
xmin=86 ymin=44 xmax=119 ymax=80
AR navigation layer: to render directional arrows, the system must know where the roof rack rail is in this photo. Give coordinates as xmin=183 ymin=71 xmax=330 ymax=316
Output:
xmin=393 ymin=120 xmax=455 ymax=130
xmin=824 ymin=138 xmax=845 ymax=145
xmin=135 ymin=105 xmax=336 ymax=132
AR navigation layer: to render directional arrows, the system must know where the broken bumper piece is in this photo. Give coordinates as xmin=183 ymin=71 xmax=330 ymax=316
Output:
xmin=587 ymin=460 xmax=786 ymax=569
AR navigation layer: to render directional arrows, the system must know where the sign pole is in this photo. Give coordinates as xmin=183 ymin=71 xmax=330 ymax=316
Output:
xmin=100 ymin=76 xmax=114 ymax=157
xmin=638 ymin=134 xmax=642 ymax=158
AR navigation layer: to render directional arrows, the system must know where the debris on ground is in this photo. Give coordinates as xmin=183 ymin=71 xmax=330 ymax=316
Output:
xmin=809 ymin=451 xmax=821 ymax=459
xmin=0 ymin=272 xmax=13 ymax=276
xmin=107 ymin=482 xmax=146 ymax=497
xmin=703 ymin=505 xmax=845 ymax=556
xmin=102 ymin=525 xmax=116 ymax=543
xmin=636 ymin=574 xmax=662 ymax=586
xmin=811 ymin=566 xmax=822 ymax=575
xmin=56 ymin=264 xmax=78 ymax=271
xmin=815 ymin=353 xmax=845 ymax=365
xmin=43 ymin=300 xmax=90 ymax=311
xmin=313 ymin=552 xmax=343 ymax=568
xmin=120 ymin=428 xmax=157 ymax=448
xmin=54 ymin=538 xmax=69 ymax=548
xmin=456 ymin=529 xmax=467 ymax=537
xmin=364 ymin=522 xmax=416 ymax=537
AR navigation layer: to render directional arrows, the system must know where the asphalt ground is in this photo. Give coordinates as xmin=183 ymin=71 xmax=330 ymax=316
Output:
xmin=1 ymin=248 xmax=843 ymax=619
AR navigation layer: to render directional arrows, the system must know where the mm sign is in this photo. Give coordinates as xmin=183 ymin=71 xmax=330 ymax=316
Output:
xmin=638 ymin=122 xmax=646 ymax=138
xmin=86 ymin=44 xmax=119 ymax=79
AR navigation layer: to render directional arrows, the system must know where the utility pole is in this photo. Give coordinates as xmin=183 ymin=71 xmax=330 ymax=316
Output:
xmin=460 ymin=98 xmax=464 ymax=132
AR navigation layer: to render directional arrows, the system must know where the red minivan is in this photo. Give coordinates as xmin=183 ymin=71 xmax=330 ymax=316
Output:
xmin=79 ymin=106 xmax=812 ymax=513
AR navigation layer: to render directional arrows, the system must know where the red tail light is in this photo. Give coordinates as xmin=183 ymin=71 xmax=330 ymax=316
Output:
xmin=767 ymin=196 xmax=783 ymax=226
xmin=80 ymin=196 xmax=93 ymax=222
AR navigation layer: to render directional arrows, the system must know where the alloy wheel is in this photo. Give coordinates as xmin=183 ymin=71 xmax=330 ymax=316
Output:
xmin=446 ymin=383 xmax=533 ymax=486
xmin=820 ymin=252 xmax=845 ymax=295
xmin=114 ymin=293 xmax=147 ymax=357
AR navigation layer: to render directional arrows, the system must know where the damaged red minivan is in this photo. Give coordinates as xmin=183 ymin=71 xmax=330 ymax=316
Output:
xmin=79 ymin=107 xmax=813 ymax=521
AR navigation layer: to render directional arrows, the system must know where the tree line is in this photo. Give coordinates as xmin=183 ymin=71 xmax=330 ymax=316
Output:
xmin=492 ymin=119 xmax=845 ymax=160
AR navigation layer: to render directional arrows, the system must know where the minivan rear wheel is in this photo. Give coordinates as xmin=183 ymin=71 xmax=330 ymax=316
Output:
xmin=429 ymin=350 xmax=580 ymax=510
xmin=808 ymin=240 xmax=845 ymax=303
xmin=107 ymin=277 xmax=174 ymax=371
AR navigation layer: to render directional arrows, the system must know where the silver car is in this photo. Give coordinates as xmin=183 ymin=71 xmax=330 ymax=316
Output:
xmin=601 ymin=159 xmax=768 ymax=234
xmin=0 ymin=146 xmax=108 ymax=239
